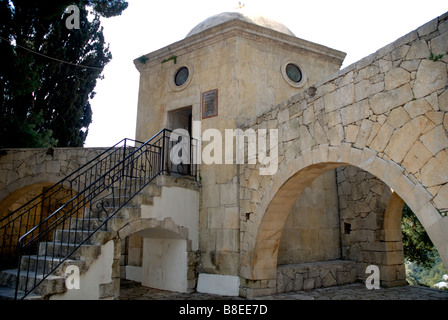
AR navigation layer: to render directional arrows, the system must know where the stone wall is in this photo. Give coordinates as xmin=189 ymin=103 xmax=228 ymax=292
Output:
xmin=276 ymin=260 xmax=357 ymax=293
xmin=239 ymin=11 xmax=448 ymax=297
xmin=277 ymin=170 xmax=341 ymax=265
xmin=0 ymin=147 xmax=110 ymax=207
xmin=337 ymin=166 xmax=406 ymax=286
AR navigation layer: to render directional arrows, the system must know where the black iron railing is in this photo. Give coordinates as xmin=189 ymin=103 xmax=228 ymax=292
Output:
xmin=0 ymin=129 xmax=197 ymax=299
xmin=0 ymin=138 xmax=137 ymax=269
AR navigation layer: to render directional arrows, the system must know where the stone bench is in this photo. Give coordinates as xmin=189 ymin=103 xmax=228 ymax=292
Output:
xmin=276 ymin=260 xmax=358 ymax=293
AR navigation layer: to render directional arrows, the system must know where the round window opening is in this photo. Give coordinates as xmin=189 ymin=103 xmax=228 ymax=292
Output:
xmin=175 ymin=67 xmax=189 ymax=87
xmin=285 ymin=63 xmax=302 ymax=83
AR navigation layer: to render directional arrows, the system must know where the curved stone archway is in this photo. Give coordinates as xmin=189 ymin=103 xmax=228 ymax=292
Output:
xmin=382 ymin=191 xmax=406 ymax=286
xmin=116 ymin=217 xmax=196 ymax=294
xmin=0 ymin=181 xmax=54 ymax=215
xmin=240 ymin=147 xmax=448 ymax=296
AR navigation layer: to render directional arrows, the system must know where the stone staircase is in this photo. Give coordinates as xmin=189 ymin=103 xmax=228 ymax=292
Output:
xmin=0 ymin=178 xmax=163 ymax=300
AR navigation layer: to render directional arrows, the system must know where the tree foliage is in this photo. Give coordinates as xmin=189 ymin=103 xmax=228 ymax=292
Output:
xmin=406 ymin=255 xmax=447 ymax=288
xmin=0 ymin=0 xmax=128 ymax=147
xmin=401 ymin=204 xmax=438 ymax=268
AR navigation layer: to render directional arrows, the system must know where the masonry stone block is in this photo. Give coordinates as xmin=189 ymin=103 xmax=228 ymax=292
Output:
xmin=401 ymin=141 xmax=432 ymax=174
xmin=420 ymin=125 xmax=448 ymax=155
xmin=420 ymin=150 xmax=448 ymax=187
xmin=430 ymin=31 xmax=448 ymax=57
xmin=387 ymin=107 xmax=411 ymax=129
xmin=370 ymin=84 xmax=414 ymax=115
xmin=404 ymin=98 xmax=432 ymax=118
xmin=385 ymin=67 xmax=411 ymax=90
xmin=370 ymin=123 xmax=394 ymax=152
xmin=384 ymin=116 xmax=430 ymax=163
xmin=414 ymin=60 xmax=447 ymax=99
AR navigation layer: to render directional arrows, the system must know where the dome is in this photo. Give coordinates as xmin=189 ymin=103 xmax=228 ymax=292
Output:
xmin=186 ymin=11 xmax=295 ymax=38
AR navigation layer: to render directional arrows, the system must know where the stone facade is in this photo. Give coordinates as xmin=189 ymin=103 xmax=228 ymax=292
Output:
xmin=277 ymin=170 xmax=341 ymax=265
xmin=276 ymin=260 xmax=357 ymax=293
xmin=0 ymin=148 xmax=110 ymax=211
xmin=337 ymin=166 xmax=406 ymax=287
xmin=133 ymin=13 xmax=346 ymax=282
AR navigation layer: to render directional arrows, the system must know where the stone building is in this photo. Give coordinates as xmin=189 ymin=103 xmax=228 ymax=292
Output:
xmin=0 ymin=10 xmax=447 ymax=299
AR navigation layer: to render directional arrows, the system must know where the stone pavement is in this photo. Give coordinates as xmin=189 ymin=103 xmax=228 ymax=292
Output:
xmin=118 ymin=280 xmax=448 ymax=300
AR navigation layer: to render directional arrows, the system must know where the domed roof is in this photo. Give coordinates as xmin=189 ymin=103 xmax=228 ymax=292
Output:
xmin=186 ymin=11 xmax=295 ymax=38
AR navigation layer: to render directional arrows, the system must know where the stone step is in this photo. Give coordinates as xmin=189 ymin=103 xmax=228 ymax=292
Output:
xmin=115 ymin=180 xmax=162 ymax=197
xmin=54 ymin=229 xmax=114 ymax=246
xmin=38 ymin=241 xmax=101 ymax=260
xmin=0 ymin=269 xmax=66 ymax=297
xmin=98 ymin=189 xmax=156 ymax=209
xmin=82 ymin=205 xmax=141 ymax=221
xmin=67 ymin=217 xmax=127 ymax=232
xmin=0 ymin=286 xmax=44 ymax=300
xmin=19 ymin=255 xmax=87 ymax=276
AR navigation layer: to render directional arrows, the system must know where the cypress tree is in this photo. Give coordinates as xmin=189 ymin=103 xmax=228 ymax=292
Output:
xmin=0 ymin=0 xmax=128 ymax=147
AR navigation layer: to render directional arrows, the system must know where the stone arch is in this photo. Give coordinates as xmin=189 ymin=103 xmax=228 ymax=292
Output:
xmin=382 ymin=191 xmax=406 ymax=286
xmin=0 ymin=175 xmax=62 ymax=210
xmin=0 ymin=181 xmax=54 ymax=215
xmin=117 ymin=217 xmax=194 ymax=293
xmin=0 ymin=180 xmax=77 ymax=265
xmin=240 ymin=146 xmax=448 ymax=296
xmin=116 ymin=217 xmax=190 ymax=241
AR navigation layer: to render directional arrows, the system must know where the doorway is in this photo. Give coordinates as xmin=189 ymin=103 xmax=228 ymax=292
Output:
xmin=167 ymin=107 xmax=193 ymax=176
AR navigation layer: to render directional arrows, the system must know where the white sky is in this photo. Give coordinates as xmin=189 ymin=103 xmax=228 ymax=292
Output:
xmin=83 ymin=0 xmax=448 ymax=147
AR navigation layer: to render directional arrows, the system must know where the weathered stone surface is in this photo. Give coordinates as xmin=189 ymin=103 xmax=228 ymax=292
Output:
xmin=430 ymin=31 xmax=448 ymax=57
xmin=433 ymin=184 xmax=448 ymax=209
xmin=413 ymin=60 xmax=447 ymax=99
xmin=355 ymin=80 xmax=384 ymax=102
xmin=276 ymin=261 xmax=357 ymax=293
xmin=384 ymin=116 xmax=430 ymax=163
xmin=406 ymin=39 xmax=431 ymax=60
xmin=345 ymin=125 xmax=359 ymax=143
xmin=439 ymin=90 xmax=448 ymax=112
xmin=444 ymin=113 xmax=448 ymax=131
xmin=385 ymin=68 xmax=411 ymax=90
xmin=340 ymin=100 xmax=370 ymax=126
xmin=369 ymin=123 xmax=394 ymax=152
xmin=421 ymin=150 xmax=448 ymax=187
xmin=402 ymin=141 xmax=433 ymax=174
xmin=420 ymin=125 xmax=448 ymax=155
xmin=387 ymin=107 xmax=411 ymax=129
xmin=324 ymin=84 xmax=355 ymax=113
xmin=370 ymin=84 xmax=413 ymax=115
xmin=404 ymin=98 xmax=432 ymax=118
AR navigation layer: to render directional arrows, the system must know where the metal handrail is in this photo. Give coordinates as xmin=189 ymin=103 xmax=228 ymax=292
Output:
xmin=0 ymin=138 xmax=142 ymax=268
xmin=7 ymin=129 xmax=197 ymax=299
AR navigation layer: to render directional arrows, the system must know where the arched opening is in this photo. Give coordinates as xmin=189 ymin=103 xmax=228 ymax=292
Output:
xmin=121 ymin=228 xmax=188 ymax=293
xmin=118 ymin=218 xmax=197 ymax=294
xmin=0 ymin=182 xmax=75 ymax=268
xmin=275 ymin=166 xmax=407 ymax=293
xmin=242 ymin=153 xmax=448 ymax=297
xmin=383 ymin=192 xmax=406 ymax=287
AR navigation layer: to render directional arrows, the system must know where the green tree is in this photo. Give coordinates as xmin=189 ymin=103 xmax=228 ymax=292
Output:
xmin=401 ymin=204 xmax=437 ymax=268
xmin=0 ymin=0 xmax=128 ymax=147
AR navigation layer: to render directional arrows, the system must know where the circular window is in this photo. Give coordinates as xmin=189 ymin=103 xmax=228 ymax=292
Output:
xmin=174 ymin=67 xmax=189 ymax=87
xmin=285 ymin=63 xmax=302 ymax=83
xmin=281 ymin=60 xmax=306 ymax=88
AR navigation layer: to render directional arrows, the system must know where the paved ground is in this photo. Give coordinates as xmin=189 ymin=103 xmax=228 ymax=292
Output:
xmin=118 ymin=279 xmax=448 ymax=300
